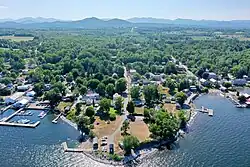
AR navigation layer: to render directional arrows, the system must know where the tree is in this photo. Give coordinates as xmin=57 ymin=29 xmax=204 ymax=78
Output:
xmin=121 ymin=120 xmax=130 ymax=135
xmin=114 ymin=65 xmax=124 ymax=78
xmin=106 ymin=83 xmax=115 ymax=97
xmin=78 ymin=85 xmax=87 ymax=95
xmin=115 ymin=96 xmax=123 ymax=112
xmin=123 ymin=135 xmax=140 ymax=154
xmin=87 ymin=79 xmax=100 ymax=90
xmin=115 ymin=78 xmax=127 ymax=94
xmin=85 ymin=106 xmax=95 ymax=117
xmin=143 ymin=85 xmax=159 ymax=106
xmin=99 ymin=98 xmax=111 ymax=112
xmin=223 ymin=82 xmax=232 ymax=88
xmin=126 ymin=101 xmax=135 ymax=114
xmin=33 ymin=82 xmax=44 ymax=97
xmin=96 ymin=83 xmax=106 ymax=96
xmin=175 ymin=92 xmax=187 ymax=106
xmin=43 ymin=88 xmax=61 ymax=107
xmin=238 ymin=95 xmax=247 ymax=103
xmin=131 ymin=86 xmax=140 ymax=99
xmin=75 ymin=103 xmax=82 ymax=116
xmin=149 ymin=109 xmax=179 ymax=140
xmin=76 ymin=115 xmax=90 ymax=135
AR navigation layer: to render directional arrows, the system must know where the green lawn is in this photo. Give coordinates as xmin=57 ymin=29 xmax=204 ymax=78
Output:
xmin=0 ymin=36 xmax=34 ymax=42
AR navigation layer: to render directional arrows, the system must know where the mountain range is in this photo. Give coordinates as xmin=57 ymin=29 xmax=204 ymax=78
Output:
xmin=0 ymin=17 xmax=250 ymax=29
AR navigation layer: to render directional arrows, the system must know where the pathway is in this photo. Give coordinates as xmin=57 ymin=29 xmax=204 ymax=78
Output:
xmin=108 ymin=66 xmax=131 ymax=144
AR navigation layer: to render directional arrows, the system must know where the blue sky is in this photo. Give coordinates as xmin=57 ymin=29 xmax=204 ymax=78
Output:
xmin=0 ymin=0 xmax=250 ymax=20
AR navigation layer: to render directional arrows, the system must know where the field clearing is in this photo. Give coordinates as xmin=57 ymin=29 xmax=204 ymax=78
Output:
xmin=219 ymin=35 xmax=250 ymax=41
xmin=135 ymin=107 xmax=144 ymax=115
xmin=129 ymin=119 xmax=150 ymax=142
xmin=0 ymin=36 xmax=34 ymax=42
xmin=163 ymin=103 xmax=177 ymax=114
xmin=93 ymin=116 xmax=122 ymax=138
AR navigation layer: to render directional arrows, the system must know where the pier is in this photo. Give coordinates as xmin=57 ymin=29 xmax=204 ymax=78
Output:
xmin=195 ymin=106 xmax=214 ymax=116
xmin=0 ymin=121 xmax=40 ymax=128
xmin=62 ymin=142 xmax=83 ymax=153
xmin=52 ymin=113 xmax=62 ymax=124
xmin=0 ymin=105 xmax=12 ymax=114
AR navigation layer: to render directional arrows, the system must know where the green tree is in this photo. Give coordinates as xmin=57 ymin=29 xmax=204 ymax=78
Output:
xmin=123 ymin=135 xmax=140 ymax=154
xmin=88 ymin=79 xmax=100 ymax=90
xmin=121 ymin=120 xmax=130 ymax=135
xmin=115 ymin=96 xmax=123 ymax=112
xmin=79 ymin=85 xmax=87 ymax=95
xmin=33 ymin=82 xmax=44 ymax=97
xmin=96 ymin=83 xmax=106 ymax=96
xmin=175 ymin=92 xmax=187 ymax=106
xmin=44 ymin=88 xmax=61 ymax=107
xmin=99 ymin=98 xmax=111 ymax=112
xmin=143 ymin=85 xmax=159 ymax=106
xmin=126 ymin=101 xmax=135 ymax=114
xmin=106 ymin=83 xmax=115 ymax=97
xmin=85 ymin=106 xmax=95 ymax=117
xmin=223 ymin=82 xmax=232 ymax=88
xmin=76 ymin=115 xmax=90 ymax=135
xmin=238 ymin=95 xmax=247 ymax=103
xmin=149 ymin=109 xmax=179 ymax=140
xmin=115 ymin=78 xmax=127 ymax=94
xmin=131 ymin=86 xmax=140 ymax=99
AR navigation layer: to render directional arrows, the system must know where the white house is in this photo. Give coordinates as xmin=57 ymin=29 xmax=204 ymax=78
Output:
xmin=5 ymin=92 xmax=24 ymax=104
xmin=129 ymin=69 xmax=137 ymax=74
xmin=26 ymin=91 xmax=36 ymax=97
xmin=17 ymin=85 xmax=30 ymax=91
xmin=13 ymin=99 xmax=29 ymax=108
xmin=208 ymin=72 xmax=217 ymax=80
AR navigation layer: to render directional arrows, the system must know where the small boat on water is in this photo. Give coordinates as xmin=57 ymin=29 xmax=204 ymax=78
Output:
xmin=18 ymin=119 xmax=30 ymax=124
xmin=38 ymin=111 xmax=45 ymax=117
xmin=40 ymin=112 xmax=47 ymax=119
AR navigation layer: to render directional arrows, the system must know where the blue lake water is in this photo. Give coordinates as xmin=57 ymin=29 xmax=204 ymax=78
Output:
xmin=1 ymin=94 xmax=250 ymax=167
xmin=140 ymin=94 xmax=250 ymax=167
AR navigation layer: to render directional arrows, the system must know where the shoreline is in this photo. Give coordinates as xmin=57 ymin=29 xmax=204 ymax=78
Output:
xmin=60 ymin=94 xmax=202 ymax=166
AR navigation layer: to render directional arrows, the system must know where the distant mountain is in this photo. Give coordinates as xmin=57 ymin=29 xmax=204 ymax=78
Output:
xmin=0 ymin=17 xmax=60 ymax=24
xmin=128 ymin=17 xmax=172 ymax=24
xmin=0 ymin=17 xmax=250 ymax=29
xmin=127 ymin=17 xmax=250 ymax=28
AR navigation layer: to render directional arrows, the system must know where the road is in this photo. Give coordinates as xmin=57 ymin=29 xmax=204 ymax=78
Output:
xmin=108 ymin=66 xmax=131 ymax=144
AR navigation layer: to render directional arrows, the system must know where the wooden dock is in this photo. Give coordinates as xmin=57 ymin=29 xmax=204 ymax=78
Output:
xmin=0 ymin=105 xmax=12 ymax=114
xmin=0 ymin=121 xmax=40 ymax=128
xmin=52 ymin=113 xmax=62 ymax=124
xmin=62 ymin=142 xmax=83 ymax=153
xmin=196 ymin=107 xmax=214 ymax=116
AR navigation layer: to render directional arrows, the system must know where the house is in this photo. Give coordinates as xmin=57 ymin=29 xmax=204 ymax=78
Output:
xmin=85 ymin=92 xmax=100 ymax=100
xmin=22 ymin=69 xmax=29 ymax=75
xmin=17 ymin=85 xmax=30 ymax=92
xmin=200 ymin=78 xmax=210 ymax=86
xmin=93 ymin=137 xmax=98 ymax=150
xmin=208 ymin=72 xmax=217 ymax=80
xmin=13 ymin=99 xmax=29 ymax=108
xmin=220 ymin=86 xmax=227 ymax=92
xmin=5 ymin=92 xmax=24 ymax=104
xmin=209 ymin=78 xmax=217 ymax=85
xmin=189 ymin=86 xmax=197 ymax=92
xmin=232 ymin=79 xmax=247 ymax=86
xmin=129 ymin=69 xmax=137 ymax=74
xmin=141 ymin=79 xmax=150 ymax=86
xmin=26 ymin=91 xmax=36 ymax=97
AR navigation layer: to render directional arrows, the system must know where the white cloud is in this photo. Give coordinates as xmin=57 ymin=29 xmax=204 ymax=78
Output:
xmin=0 ymin=5 xmax=8 ymax=9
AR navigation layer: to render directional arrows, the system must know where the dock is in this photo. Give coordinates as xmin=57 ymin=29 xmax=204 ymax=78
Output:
xmin=0 ymin=105 xmax=12 ymax=114
xmin=0 ymin=121 xmax=40 ymax=128
xmin=62 ymin=142 xmax=83 ymax=153
xmin=196 ymin=107 xmax=214 ymax=116
xmin=3 ymin=108 xmax=23 ymax=122
xmin=52 ymin=113 xmax=62 ymax=124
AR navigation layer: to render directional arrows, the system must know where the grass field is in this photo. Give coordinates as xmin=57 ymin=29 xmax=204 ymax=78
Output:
xmin=0 ymin=36 xmax=34 ymax=42
xmin=191 ymin=36 xmax=212 ymax=40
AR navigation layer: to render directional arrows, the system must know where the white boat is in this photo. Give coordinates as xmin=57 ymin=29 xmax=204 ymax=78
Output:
xmin=38 ymin=111 xmax=45 ymax=117
xmin=40 ymin=112 xmax=47 ymax=119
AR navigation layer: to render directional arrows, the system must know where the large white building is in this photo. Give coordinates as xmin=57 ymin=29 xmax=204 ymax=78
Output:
xmin=5 ymin=92 xmax=24 ymax=104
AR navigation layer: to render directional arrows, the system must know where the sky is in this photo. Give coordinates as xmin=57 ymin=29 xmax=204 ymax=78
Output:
xmin=0 ymin=0 xmax=250 ymax=20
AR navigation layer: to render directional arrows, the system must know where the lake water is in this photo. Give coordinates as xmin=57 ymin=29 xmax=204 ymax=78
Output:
xmin=1 ymin=94 xmax=250 ymax=167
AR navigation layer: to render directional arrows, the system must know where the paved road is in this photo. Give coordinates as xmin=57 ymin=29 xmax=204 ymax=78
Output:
xmin=108 ymin=66 xmax=131 ymax=144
